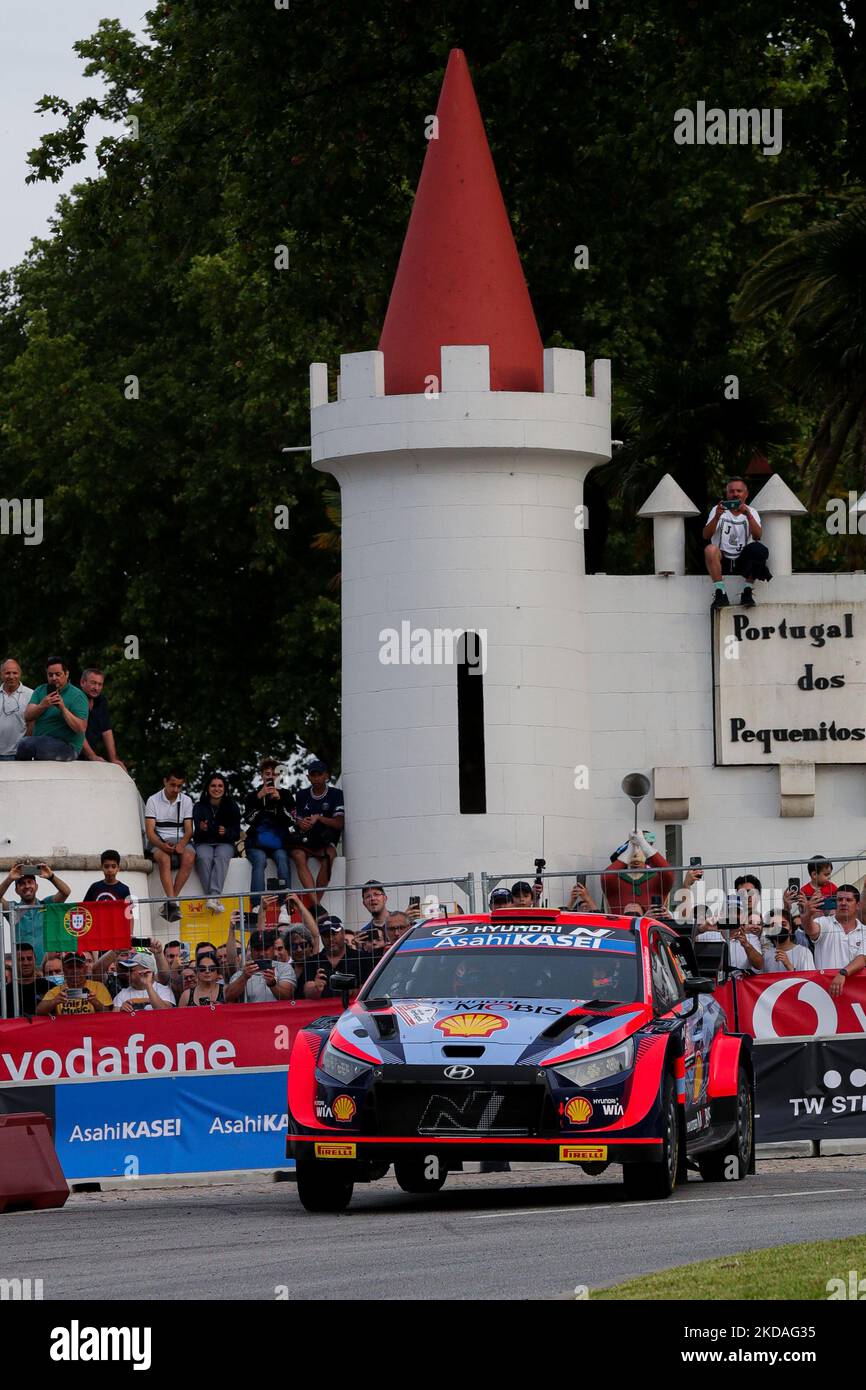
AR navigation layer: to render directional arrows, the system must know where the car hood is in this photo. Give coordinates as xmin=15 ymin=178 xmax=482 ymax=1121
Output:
xmin=329 ymin=998 xmax=651 ymax=1068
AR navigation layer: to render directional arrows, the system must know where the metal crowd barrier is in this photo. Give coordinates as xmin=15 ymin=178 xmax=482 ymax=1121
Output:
xmin=1 ymin=874 xmax=479 ymax=1019
xmin=482 ymin=854 xmax=866 ymax=923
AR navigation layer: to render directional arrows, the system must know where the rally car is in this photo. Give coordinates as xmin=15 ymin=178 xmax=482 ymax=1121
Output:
xmin=285 ymin=908 xmax=754 ymax=1212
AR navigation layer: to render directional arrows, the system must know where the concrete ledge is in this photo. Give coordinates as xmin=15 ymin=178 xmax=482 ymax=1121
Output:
xmin=69 ymin=1168 xmax=295 ymax=1192
xmin=0 ymin=855 xmax=153 ymax=873
xmin=819 ymin=1139 xmax=866 ymax=1157
xmin=756 ymin=1141 xmax=817 ymax=1159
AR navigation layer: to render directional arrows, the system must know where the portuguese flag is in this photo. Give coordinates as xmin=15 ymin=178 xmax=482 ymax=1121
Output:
xmin=44 ymin=900 xmax=131 ymax=953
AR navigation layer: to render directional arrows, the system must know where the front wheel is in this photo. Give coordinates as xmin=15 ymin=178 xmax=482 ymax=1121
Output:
xmin=295 ymin=1161 xmax=354 ymax=1213
xmin=394 ymin=1156 xmax=448 ymax=1194
xmin=698 ymin=1066 xmax=753 ymax=1183
xmin=623 ymin=1074 xmax=679 ymax=1200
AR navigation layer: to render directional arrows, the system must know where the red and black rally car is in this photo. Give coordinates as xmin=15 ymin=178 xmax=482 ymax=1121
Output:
xmin=286 ymin=908 xmax=754 ymax=1211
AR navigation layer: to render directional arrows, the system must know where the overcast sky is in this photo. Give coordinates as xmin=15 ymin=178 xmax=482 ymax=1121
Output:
xmin=0 ymin=1 xmax=150 ymax=271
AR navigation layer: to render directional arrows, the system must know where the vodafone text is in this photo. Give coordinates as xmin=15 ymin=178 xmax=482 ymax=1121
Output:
xmin=0 ymin=1033 xmax=236 ymax=1083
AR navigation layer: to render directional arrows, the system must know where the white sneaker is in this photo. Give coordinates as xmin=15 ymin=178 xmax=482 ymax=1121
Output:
xmin=207 ymin=897 xmax=224 ymax=913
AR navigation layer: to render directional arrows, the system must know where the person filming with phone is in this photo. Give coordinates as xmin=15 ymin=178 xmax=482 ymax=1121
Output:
xmin=704 ymin=476 xmax=770 ymax=613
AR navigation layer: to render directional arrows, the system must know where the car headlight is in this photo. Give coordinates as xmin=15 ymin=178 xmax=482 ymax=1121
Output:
xmin=554 ymin=1037 xmax=634 ymax=1087
xmin=319 ymin=1041 xmax=373 ymax=1085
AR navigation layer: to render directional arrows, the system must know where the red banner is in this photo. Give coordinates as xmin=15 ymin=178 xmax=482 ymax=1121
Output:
xmin=716 ymin=970 xmax=866 ymax=1041
xmin=0 ymin=1001 xmax=341 ymax=1086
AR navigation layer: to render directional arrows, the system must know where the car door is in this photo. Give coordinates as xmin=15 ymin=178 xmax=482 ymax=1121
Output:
xmin=648 ymin=930 xmax=699 ymax=1122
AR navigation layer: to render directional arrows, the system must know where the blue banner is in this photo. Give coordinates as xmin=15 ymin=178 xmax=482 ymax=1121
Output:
xmin=54 ymin=1069 xmax=292 ymax=1179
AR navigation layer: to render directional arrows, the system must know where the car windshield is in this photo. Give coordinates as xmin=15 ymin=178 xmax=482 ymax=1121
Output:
xmin=361 ymin=946 xmax=639 ymax=1003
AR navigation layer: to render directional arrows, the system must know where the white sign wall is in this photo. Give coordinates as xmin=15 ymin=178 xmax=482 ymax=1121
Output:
xmin=714 ymin=603 xmax=866 ymax=764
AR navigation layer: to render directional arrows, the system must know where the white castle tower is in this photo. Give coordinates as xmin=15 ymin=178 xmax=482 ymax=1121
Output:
xmin=311 ymin=49 xmax=866 ymax=893
xmin=310 ymin=51 xmax=610 ymax=887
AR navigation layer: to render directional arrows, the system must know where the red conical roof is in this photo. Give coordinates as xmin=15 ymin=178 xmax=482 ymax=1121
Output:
xmin=378 ymin=49 xmax=543 ymax=395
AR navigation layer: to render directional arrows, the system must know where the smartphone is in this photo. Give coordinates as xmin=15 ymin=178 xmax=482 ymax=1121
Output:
xmin=788 ymin=878 xmax=800 ymax=893
xmin=823 ymin=896 xmax=837 ymax=913
xmin=575 ymin=873 xmax=587 ymax=888
xmin=650 ymin=895 xmax=663 ymax=912
xmin=130 ymin=936 xmax=150 ymax=950
xmin=252 ymin=959 xmax=271 ymax=972
xmin=266 ymin=877 xmax=279 ymax=892
xmin=690 ymin=856 xmax=702 ymax=867
xmin=408 ymin=895 xmax=420 ymax=910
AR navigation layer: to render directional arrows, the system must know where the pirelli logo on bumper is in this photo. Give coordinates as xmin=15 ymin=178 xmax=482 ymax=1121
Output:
xmin=560 ymin=1144 xmax=607 ymax=1162
xmin=314 ymin=1142 xmax=356 ymax=1159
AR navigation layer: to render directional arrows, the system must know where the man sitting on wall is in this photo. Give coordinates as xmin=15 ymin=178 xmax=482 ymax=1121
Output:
xmin=291 ymin=759 xmax=344 ymax=900
xmin=703 ymin=476 xmax=771 ymax=612
xmin=16 ymin=656 xmax=89 ymax=761
xmin=144 ymin=769 xmax=196 ymax=922
xmin=602 ymin=832 xmax=673 ymax=914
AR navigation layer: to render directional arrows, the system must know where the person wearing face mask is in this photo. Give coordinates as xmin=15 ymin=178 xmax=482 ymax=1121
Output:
xmin=41 ymin=953 xmax=64 ymax=986
xmin=762 ymin=912 xmax=815 ymax=974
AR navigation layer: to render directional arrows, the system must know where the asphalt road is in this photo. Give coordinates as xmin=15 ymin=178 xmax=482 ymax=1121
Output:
xmin=4 ymin=1160 xmax=864 ymax=1301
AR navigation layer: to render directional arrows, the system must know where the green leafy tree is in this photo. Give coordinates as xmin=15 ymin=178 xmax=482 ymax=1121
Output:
xmin=0 ymin=0 xmax=863 ymax=792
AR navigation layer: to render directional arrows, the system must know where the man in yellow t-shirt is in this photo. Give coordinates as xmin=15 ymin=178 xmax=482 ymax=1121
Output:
xmin=37 ymin=952 xmax=112 ymax=1015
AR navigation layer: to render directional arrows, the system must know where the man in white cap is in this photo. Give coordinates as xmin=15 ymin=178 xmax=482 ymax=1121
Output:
xmin=112 ymin=952 xmax=175 ymax=1011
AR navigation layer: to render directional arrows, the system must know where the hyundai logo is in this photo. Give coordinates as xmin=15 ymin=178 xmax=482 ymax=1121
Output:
xmin=443 ymin=1065 xmax=475 ymax=1080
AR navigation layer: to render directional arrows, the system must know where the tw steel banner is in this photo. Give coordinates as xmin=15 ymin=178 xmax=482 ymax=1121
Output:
xmin=754 ymin=1039 xmax=866 ymax=1142
xmin=0 ymin=1000 xmax=340 ymax=1085
xmin=714 ymin=970 xmax=866 ymax=1040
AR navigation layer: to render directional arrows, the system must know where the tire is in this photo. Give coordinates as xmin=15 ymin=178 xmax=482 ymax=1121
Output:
xmin=623 ymin=1073 xmax=680 ymax=1200
xmin=394 ymin=1157 xmax=448 ymax=1194
xmin=295 ymin=1161 xmax=354 ymax=1213
xmin=698 ymin=1065 xmax=753 ymax=1183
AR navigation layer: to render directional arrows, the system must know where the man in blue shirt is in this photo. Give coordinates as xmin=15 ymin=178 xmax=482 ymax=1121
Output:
xmin=291 ymin=759 xmax=344 ymax=900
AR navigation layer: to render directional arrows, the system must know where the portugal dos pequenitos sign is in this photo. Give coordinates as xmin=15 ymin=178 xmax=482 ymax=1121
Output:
xmin=714 ymin=602 xmax=866 ymax=764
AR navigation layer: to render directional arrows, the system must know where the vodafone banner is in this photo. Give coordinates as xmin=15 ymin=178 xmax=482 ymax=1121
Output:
xmin=0 ymin=1001 xmax=340 ymax=1085
xmin=716 ymin=971 xmax=866 ymax=1041
xmin=0 ymin=1002 xmax=343 ymax=1180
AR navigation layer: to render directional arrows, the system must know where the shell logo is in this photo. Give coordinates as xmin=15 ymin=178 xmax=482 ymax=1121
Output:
xmin=693 ymin=1052 xmax=704 ymax=1101
xmin=564 ymin=1096 xmax=592 ymax=1125
xmin=435 ymin=1012 xmax=507 ymax=1038
xmin=333 ymin=1095 xmax=357 ymax=1123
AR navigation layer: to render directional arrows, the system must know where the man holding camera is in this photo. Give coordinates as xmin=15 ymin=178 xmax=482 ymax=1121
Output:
xmin=37 ymin=952 xmax=112 ymax=1015
xmin=704 ymin=476 xmax=770 ymax=612
xmin=243 ymin=757 xmax=299 ymax=905
xmin=225 ymin=928 xmax=296 ymax=1002
xmin=804 ymin=885 xmax=866 ymax=986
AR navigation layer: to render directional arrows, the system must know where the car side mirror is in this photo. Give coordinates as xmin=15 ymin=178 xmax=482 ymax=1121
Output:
xmin=684 ymin=975 xmax=715 ymax=996
xmin=330 ymin=972 xmax=356 ymax=1009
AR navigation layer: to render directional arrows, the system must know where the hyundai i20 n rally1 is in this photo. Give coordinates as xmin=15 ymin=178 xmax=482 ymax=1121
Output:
xmin=286 ymin=908 xmax=754 ymax=1212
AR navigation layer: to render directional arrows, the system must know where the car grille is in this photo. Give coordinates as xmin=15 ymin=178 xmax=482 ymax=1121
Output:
xmin=373 ymin=1083 xmax=546 ymax=1137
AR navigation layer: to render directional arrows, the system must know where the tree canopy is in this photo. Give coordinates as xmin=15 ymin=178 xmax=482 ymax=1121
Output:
xmin=0 ymin=0 xmax=862 ymax=791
